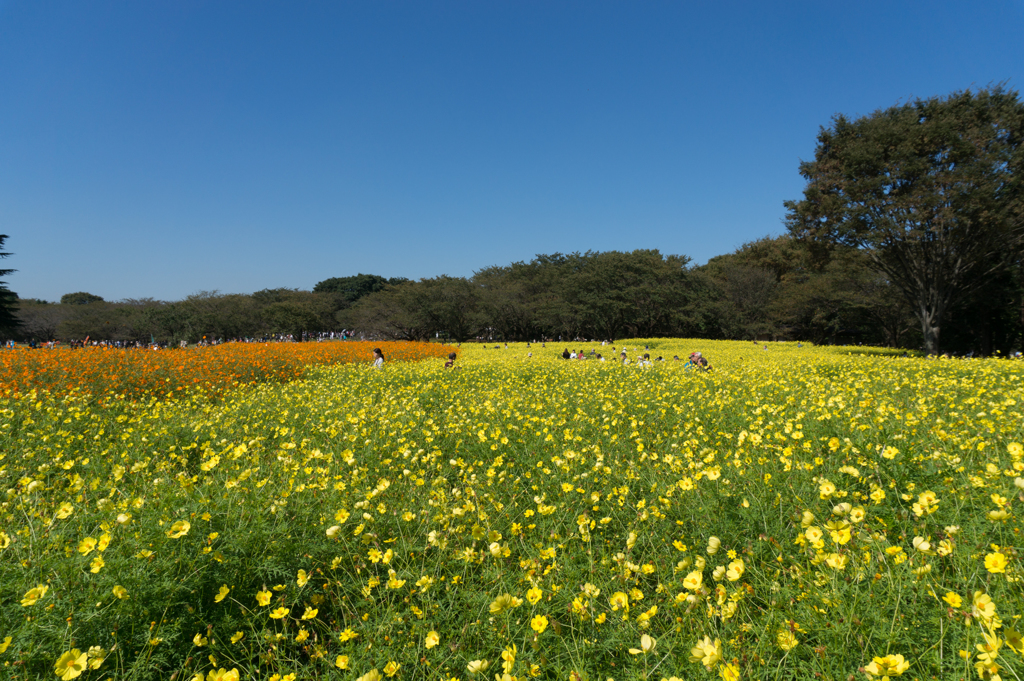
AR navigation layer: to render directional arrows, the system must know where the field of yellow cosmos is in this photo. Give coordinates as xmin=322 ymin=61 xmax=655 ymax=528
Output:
xmin=0 ymin=339 xmax=1022 ymax=679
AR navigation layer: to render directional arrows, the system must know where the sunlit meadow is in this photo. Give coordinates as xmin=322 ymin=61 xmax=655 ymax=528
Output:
xmin=2 ymin=340 xmax=1023 ymax=681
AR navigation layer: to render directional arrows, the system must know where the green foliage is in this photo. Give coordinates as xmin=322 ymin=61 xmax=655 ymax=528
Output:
xmin=0 ymin=234 xmax=20 ymax=336
xmin=786 ymin=85 xmax=1024 ymax=353
xmin=60 ymin=292 xmax=106 ymax=305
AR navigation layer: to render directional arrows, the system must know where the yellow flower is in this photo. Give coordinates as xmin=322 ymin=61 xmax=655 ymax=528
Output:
xmin=89 ymin=556 xmax=105 ymax=573
xmin=21 ymin=584 xmax=48 ymax=606
xmin=0 ymin=636 xmax=11 ymax=653
xmin=530 ymin=615 xmax=548 ymax=634
xmin=301 ymin=606 xmax=318 ymax=620
xmin=628 ymin=634 xmax=656 ymax=655
xmin=54 ymin=649 xmax=88 ymax=680
xmin=384 ymin=661 xmax=400 ymax=677
xmin=295 ymin=628 xmax=309 ymax=643
xmin=777 ymin=629 xmax=798 ymax=651
xmin=231 ymin=631 xmax=244 ymax=644
xmin=256 ymin=590 xmax=271 ymax=606
xmin=166 ymin=520 xmax=190 ymax=539
xmin=56 ymin=502 xmax=74 ymax=519
xmin=943 ymin=592 xmax=962 ymax=608
xmin=863 ymin=653 xmax=910 ymax=678
xmin=270 ymin=607 xmax=289 ymax=619
xmin=78 ymin=537 xmax=97 ymax=555
xmin=985 ymin=552 xmax=1008 ymax=574
xmin=207 ymin=670 xmax=239 ymax=681
xmin=707 ymin=536 xmax=721 ymax=554
xmin=215 ymin=585 xmax=230 ymax=603
xmin=193 ymin=633 xmax=208 ymax=647
xmin=112 ymin=585 xmax=129 ymax=600
xmin=526 ymin=586 xmax=543 ymax=604
xmin=719 ymin=662 xmax=740 ymax=681
xmin=297 ymin=569 xmax=309 ymax=587
xmin=683 ymin=570 xmax=703 ymax=591
xmin=489 ymin=593 xmax=522 ymax=614
xmin=86 ymin=646 xmax=106 ymax=670
xmin=690 ymin=636 xmax=721 ymax=670
xmin=326 ymin=525 xmax=341 ymax=537
xmin=339 ymin=628 xmax=359 ymax=642
xmin=335 ymin=655 xmax=350 ymax=669
xmin=609 ymin=591 xmax=629 ymax=612
xmin=356 ymin=670 xmax=381 ymax=681
xmin=425 ymin=630 xmax=440 ymax=648
xmin=466 ymin=659 xmax=490 ymax=675
xmin=96 ymin=533 xmax=111 ymax=552
xmin=726 ymin=558 xmax=745 ymax=581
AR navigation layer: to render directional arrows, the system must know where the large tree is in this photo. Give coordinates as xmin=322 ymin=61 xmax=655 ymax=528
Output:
xmin=0 ymin=235 xmax=19 ymax=336
xmin=785 ymin=86 xmax=1024 ymax=354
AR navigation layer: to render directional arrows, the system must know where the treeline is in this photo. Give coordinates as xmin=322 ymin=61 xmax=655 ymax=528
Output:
xmin=12 ymin=236 xmax=1024 ymax=353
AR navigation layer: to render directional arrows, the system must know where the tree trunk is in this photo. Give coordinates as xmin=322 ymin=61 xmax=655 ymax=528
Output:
xmin=919 ymin=306 xmax=941 ymax=354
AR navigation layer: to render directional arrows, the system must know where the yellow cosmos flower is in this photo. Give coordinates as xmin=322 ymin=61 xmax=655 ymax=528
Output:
xmin=683 ymin=570 xmax=703 ymax=591
xmin=609 ymin=591 xmax=629 ymax=612
xmin=425 ymin=630 xmax=440 ymax=648
xmin=193 ymin=633 xmax=208 ymax=647
xmin=112 ymin=585 xmax=129 ymax=600
xmin=56 ymin=502 xmax=74 ymax=519
xmin=985 ymin=552 xmax=1008 ymax=574
xmin=777 ymin=629 xmax=798 ymax=651
xmin=256 ymin=590 xmax=271 ymax=606
xmin=943 ymin=592 xmax=962 ymax=608
xmin=707 ymin=536 xmax=721 ymax=554
xmin=296 ymin=569 xmax=309 ymax=587
xmin=339 ymin=628 xmax=359 ymax=642
xmin=230 ymin=631 xmax=244 ymax=644
xmin=489 ymin=593 xmax=522 ymax=614
xmin=629 ymin=634 xmax=656 ymax=655
xmin=21 ymin=584 xmax=48 ymax=607
xmin=301 ymin=606 xmax=318 ymax=620
xmin=356 ymin=670 xmax=381 ymax=681
xmin=295 ymin=628 xmax=309 ymax=643
xmin=270 ymin=607 xmax=289 ymax=619
xmin=89 ymin=556 xmax=105 ymax=573
xmin=78 ymin=537 xmax=97 ymax=555
xmin=690 ymin=636 xmax=721 ymax=670
xmin=215 ymin=585 xmax=230 ymax=602
xmin=863 ymin=653 xmax=910 ymax=678
xmin=54 ymin=649 xmax=88 ymax=680
xmin=96 ymin=533 xmax=111 ymax=552
xmin=466 ymin=659 xmax=490 ymax=675
xmin=206 ymin=669 xmax=239 ymax=681
xmin=383 ymin=661 xmax=400 ymax=677
xmin=526 ymin=586 xmax=543 ymax=604
xmin=335 ymin=655 xmax=350 ymax=669
xmin=726 ymin=558 xmax=745 ymax=581
xmin=719 ymin=662 xmax=740 ymax=681
xmin=531 ymin=615 xmax=548 ymax=634
xmin=0 ymin=636 xmax=12 ymax=653
xmin=166 ymin=521 xmax=190 ymax=539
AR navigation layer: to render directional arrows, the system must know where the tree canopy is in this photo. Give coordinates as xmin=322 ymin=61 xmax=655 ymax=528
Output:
xmin=785 ymin=86 xmax=1024 ymax=354
xmin=0 ymin=234 xmax=18 ymax=335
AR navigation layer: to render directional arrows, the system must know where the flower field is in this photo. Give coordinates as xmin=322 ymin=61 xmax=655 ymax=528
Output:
xmin=0 ymin=341 xmax=449 ymax=400
xmin=2 ymin=340 xmax=1023 ymax=681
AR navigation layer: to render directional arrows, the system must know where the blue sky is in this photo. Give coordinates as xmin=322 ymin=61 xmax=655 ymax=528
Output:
xmin=2 ymin=1 xmax=1022 ymax=302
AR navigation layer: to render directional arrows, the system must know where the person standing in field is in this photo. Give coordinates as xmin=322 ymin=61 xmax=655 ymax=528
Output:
xmin=444 ymin=352 xmax=457 ymax=369
xmin=372 ymin=348 xmax=384 ymax=368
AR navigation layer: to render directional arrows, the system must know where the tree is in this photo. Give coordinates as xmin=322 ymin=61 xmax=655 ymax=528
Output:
xmin=785 ymin=86 xmax=1024 ymax=354
xmin=0 ymin=235 xmax=19 ymax=336
xmin=61 ymin=292 xmax=105 ymax=305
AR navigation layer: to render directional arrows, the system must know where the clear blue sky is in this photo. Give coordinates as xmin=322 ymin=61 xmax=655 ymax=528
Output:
xmin=2 ymin=1 xmax=1022 ymax=302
